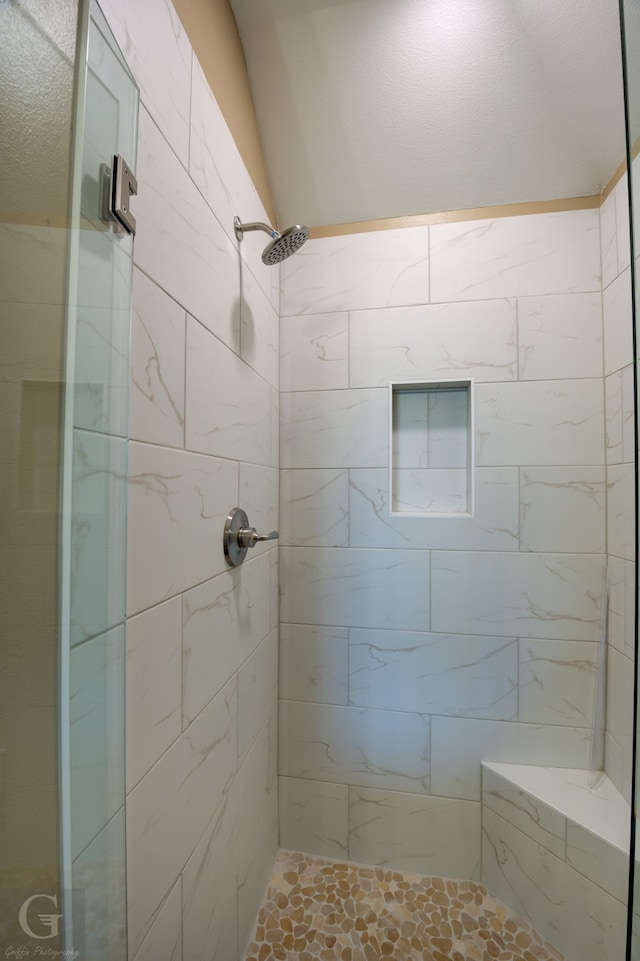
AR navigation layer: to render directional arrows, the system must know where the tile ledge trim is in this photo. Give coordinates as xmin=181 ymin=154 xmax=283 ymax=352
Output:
xmin=481 ymin=761 xmax=630 ymax=854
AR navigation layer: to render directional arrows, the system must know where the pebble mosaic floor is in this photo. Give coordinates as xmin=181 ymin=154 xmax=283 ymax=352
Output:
xmin=244 ymin=850 xmax=566 ymax=961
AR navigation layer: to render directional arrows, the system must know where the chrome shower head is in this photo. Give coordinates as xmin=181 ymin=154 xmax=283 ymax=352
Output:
xmin=262 ymin=224 xmax=310 ymax=265
xmin=233 ymin=216 xmax=309 ymax=265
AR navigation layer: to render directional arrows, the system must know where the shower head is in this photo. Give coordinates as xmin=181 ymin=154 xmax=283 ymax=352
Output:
xmin=262 ymin=224 xmax=310 ymax=265
xmin=234 ymin=216 xmax=309 ymax=265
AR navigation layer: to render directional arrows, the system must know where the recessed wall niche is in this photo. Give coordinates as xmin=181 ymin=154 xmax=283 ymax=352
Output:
xmin=389 ymin=379 xmax=475 ymax=516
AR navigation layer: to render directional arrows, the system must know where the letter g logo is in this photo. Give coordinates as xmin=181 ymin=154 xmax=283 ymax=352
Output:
xmin=18 ymin=894 xmax=63 ymax=940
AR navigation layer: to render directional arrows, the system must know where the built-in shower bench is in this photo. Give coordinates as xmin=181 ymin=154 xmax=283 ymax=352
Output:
xmin=480 ymin=762 xmax=630 ymax=961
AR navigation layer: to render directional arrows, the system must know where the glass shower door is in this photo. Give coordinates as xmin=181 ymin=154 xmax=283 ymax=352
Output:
xmin=620 ymin=0 xmax=640 ymax=957
xmin=60 ymin=2 xmax=138 ymax=957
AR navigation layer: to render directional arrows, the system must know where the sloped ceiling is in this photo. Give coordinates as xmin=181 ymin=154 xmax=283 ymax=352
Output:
xmin=229 ymin=0 xmax=627 ymax=228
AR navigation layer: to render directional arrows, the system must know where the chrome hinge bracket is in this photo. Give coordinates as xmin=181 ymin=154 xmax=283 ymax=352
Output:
xmin=100 ymin=154 xmax=137 ymax=236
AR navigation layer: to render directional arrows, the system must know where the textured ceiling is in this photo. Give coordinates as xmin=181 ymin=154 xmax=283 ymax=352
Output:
xmin=229 ymin=0 xmax=627 ymax=228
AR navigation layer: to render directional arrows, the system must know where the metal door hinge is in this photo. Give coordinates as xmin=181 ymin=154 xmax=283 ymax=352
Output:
xmin=100 ymin=154 xmax=137 ymax=235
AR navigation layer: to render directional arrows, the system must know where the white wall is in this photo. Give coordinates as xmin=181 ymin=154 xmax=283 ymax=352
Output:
xmin=278 ymin=207 xmax=620 ymax=876
xmin=99 ymin=0 xmax=280 ymax=957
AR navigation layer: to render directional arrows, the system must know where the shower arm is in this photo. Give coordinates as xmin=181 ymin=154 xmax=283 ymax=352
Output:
xmin=233 ymin=216 xmax=279 ymax=242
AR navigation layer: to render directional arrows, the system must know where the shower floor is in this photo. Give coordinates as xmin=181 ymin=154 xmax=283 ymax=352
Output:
xmin=244 ymin=850 xmax=566 ymax=961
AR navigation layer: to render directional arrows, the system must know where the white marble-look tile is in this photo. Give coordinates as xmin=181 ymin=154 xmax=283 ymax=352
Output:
xmin=632 ymin=153 xmax=640 ymax=257
xmin=130 ymin=268 xmax=185 ymax=448
xmin=240 ymin=263 xmax=279 ymax=389
xmin=281 ymin=312 xmax=349 ymax=391
xmin=429 ymin=388 xmax=470 ymax=467
xmin=518 ymin=293 xmax=602 ymax=381
xmin=228 ymin=719 xmax=273 ymax=878
xmin=130 ymin=879 xmax=181 ymax=961
xmin=603 ymin=266 xmax=633 ymax=375
xmin=623 ymin=745 xmax=633 ymax=806
xmin=189 ymin=57 xmax=278 ymax=313
xmin=271 ymin=385 xmax=279 ymax=471
xmin=622 ymin=363 xmax=635 ymax=463
xmin=279 ymin=776 xmax=349 ymax=859
xmin=519 ymin=640 xmax=597 ymax=728
xmin=280 ymin=227 xmax=429 ymax=315
xmin=280 ymin=624 xmax=349 ymax=705
xmin=615 ymin=174 xmax=631 ymax=274
xmin=70 ymin=430 xmax=127 ymax=644
xmin=482 ymin=808 xmax=626 ymax=961
xmin=484 ymin=762 xmax=630 ymax=852
xmin=134 ymin=108 xmax=241 ymax=352
xmin=600 ymin=189 xmax=619 ymax=290
xmin=182 ymin=552 xmax=271 ymax=726
xmin=126 ymin=597 xmax=182 ymax=790
xmin=430 ymin=209 xmax=600 ymax=303
xmin=268 ymin=708 xmax=278 ymax=794
xmin=607 ymin=463 xmax=635 ymax=561
xmin=605 ymin=733 xmax=625 ymax=801
xmin=519 ymin=467 xmax=605 ymax=553
xmin=392 ymin=386 xmax=469 ymax=469
xmin=605 ymin=370 xmax=623 ymax=465
xmin=349 ymin=467 xmax=519 ymax=551
xmin=100 ymin=0 xmax=191 ymax=165
xmin=280 ymin=469 xmax=349 ymax=546
xmin=607 ymin=555 xmax=635 ymax=660
xmin=185 ymin=316 xmax=274 ymax=467
xmin=236 ymin=784 xmax=279 ymax=950
xmin=77 ymin=228 xmax=134 ymax=312
xmin=391 ymin=388 xmax=428 ymax=466
xmin=607 ymin=647 xmax=635 ymax=763
xmin=482 ymin=765 xmax=566 ymax=858
xmin=566 ymin=823 xmax=629 ymax=905
xmin=280 ymin=700 xmax=431 ymax=793
xmin=72 ymin=809 xmax=127 ymax=961
xmin=431 ymin=717 xmax=591 ymax=801
xmin=269 ymin=548 xmax=279 ymax=633
xmin=431 ymin=551 xmax=603 ymax=641
xmin=238 ymin=463 xmax=279 ymax=558
xmin=475 ymin=379 xmax=604 ymax=466
xmin=392 ymin=468 xmax=468 ymax=514
xmin=238 ymin=629 xmax=278 ymax=762
xmin=127 ymin=441 xmax=238 ymax=616
xmin=70 ymin=626 xmax=125 ymax=860
xmin=74 ymin=307 xmax=130 ymax=437
xmin=181 ymin=794 xmax=239 ymax=961
xmin=349 ymin=299 xmax=517 ymax=386
xmin=280 ymin=547 xmax=430 ymax=631
xmin=187 ymin=884 xmax=236 ymax=961
xmin=280 ymin=388 xmax=389 ymax=469
xmin=350 ymin=788 xmax=480 ymax=880
xmin=126 ymin=678 xmax=236 ymax=956
xmin=349 ymin=629 xmax=517 ymax=720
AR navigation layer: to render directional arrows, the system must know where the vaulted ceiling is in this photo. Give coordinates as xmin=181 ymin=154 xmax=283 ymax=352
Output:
xmin=229 ymin=0 xmax=628 ymax=228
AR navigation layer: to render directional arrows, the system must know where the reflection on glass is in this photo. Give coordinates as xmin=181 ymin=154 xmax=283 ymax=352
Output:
xmin=0 ymin=8 xmax=77 ymax=955
xmin=0 ymin=1 xmax=136 ymax=958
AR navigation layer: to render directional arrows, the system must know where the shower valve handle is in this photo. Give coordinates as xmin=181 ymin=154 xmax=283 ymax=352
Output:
xmin=223 ymin=507 xmax=279 ymax=567
xmin=237 ymin=527 xmax=279 ymax=548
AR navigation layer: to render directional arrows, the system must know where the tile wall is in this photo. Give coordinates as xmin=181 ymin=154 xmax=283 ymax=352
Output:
xmin=277 ymin=205 xmax=633 ymax=877
xmin=600 ymin=176 xmax=636 ymax=803
xmin=481 ymin=762 xmax=629 ymax=961
xmin=86 ymin=0 xmax=636 ymax=950
xmin=99 ymin=1 xmax=280 ymax=958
